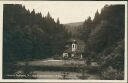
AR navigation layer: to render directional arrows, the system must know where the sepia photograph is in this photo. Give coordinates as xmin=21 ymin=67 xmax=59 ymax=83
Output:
xmin=0 ymin=1 xmax=127 ymax=82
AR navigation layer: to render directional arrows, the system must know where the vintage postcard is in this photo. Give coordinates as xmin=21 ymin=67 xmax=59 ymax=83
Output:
xmin=0 ymin=1 xmax=127 ymax=83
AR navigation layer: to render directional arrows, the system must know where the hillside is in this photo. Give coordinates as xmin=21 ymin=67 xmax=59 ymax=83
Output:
xmin=64 ymin=21 xmax=84 ymax=37
xmin=64 ymin=21 xmax=84 ymax=27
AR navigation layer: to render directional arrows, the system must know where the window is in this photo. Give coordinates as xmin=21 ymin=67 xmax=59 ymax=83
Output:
xmin=73 ymin=44 xmax=75 ymax=48
xmin=72 ymin=44 xmax=75 ymax=48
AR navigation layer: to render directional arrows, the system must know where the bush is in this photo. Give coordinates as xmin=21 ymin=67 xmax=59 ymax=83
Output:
xmin=101 ymin=66 xmax=124 ymax=80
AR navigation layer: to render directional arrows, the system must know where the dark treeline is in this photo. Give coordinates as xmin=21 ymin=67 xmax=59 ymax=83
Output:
xmin=3 ymin=4 xmax=70 ymax=78
xmin=78 ymin=5 xmax=125 ymax=79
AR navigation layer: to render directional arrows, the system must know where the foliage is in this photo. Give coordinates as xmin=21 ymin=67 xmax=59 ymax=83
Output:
xmin=3 ymin=4 xmax=70 ymax=78
xmin=79 ymin=16 xmax=93 ymax=43
xmin=78 ymin=5 xmax=125 ymax=79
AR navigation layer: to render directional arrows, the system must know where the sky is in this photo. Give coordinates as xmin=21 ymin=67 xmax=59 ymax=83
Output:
xmin=22 ymin=1 xmax=124 ymax=24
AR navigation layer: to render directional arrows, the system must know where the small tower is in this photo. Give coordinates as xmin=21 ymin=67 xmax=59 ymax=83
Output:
xmin=72 ymin=40 xmax=77 ymax=52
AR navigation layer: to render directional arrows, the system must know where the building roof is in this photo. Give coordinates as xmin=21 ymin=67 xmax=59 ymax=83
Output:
xmin=66 ymin=38 xmax=77 ymax=44
xmin=63 ymin=48 xmax=72 ymax=53
xmin=63 ymin=39 xmax=85 ymax=53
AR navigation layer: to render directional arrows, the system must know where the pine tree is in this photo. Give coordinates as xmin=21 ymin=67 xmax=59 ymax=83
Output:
xmin=93 ymin=10 xmax=100 ymax=26
xmin=46 ymin=11 xmax=51 ymax=19
xmin=31 ymin=9 xmax=35 ymax=15
xmin=57 ymin=18 xmax=60 ymax=24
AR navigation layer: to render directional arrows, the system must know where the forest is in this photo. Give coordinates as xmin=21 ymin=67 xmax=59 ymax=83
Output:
xmin=3 ymin=4 xmax=125 ymax=80
xmin=3 ymin=4 xmax=71 ymax=78
xmin=78 ymin=5 xmax=125 ymax=79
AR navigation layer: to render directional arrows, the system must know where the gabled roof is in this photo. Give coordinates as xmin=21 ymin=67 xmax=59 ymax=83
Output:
xmin=63 ymin=48 xmax=72 ymax=53
xmin=66 ymin=38 xmax=77 ymax=44
xmin=63 ymin=38 xmax=85 ymax=53
xmin=63 ymin=44 xmax=85 ymax=53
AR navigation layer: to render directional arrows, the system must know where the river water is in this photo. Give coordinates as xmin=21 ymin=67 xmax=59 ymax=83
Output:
xmin=16 ymin=59 xmax=100 ymax=79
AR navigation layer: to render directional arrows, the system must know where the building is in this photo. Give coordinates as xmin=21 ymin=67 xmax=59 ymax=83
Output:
xmin=62 ymin=39 xmax=85 ymax=59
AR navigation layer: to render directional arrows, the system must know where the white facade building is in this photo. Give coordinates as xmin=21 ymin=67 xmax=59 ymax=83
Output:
xmin=72 ymin=41 xmax=77 ymax=52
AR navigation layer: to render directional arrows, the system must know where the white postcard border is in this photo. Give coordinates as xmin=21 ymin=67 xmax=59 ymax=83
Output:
xmin=0 ymin=1 xmax=127 ymax=83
